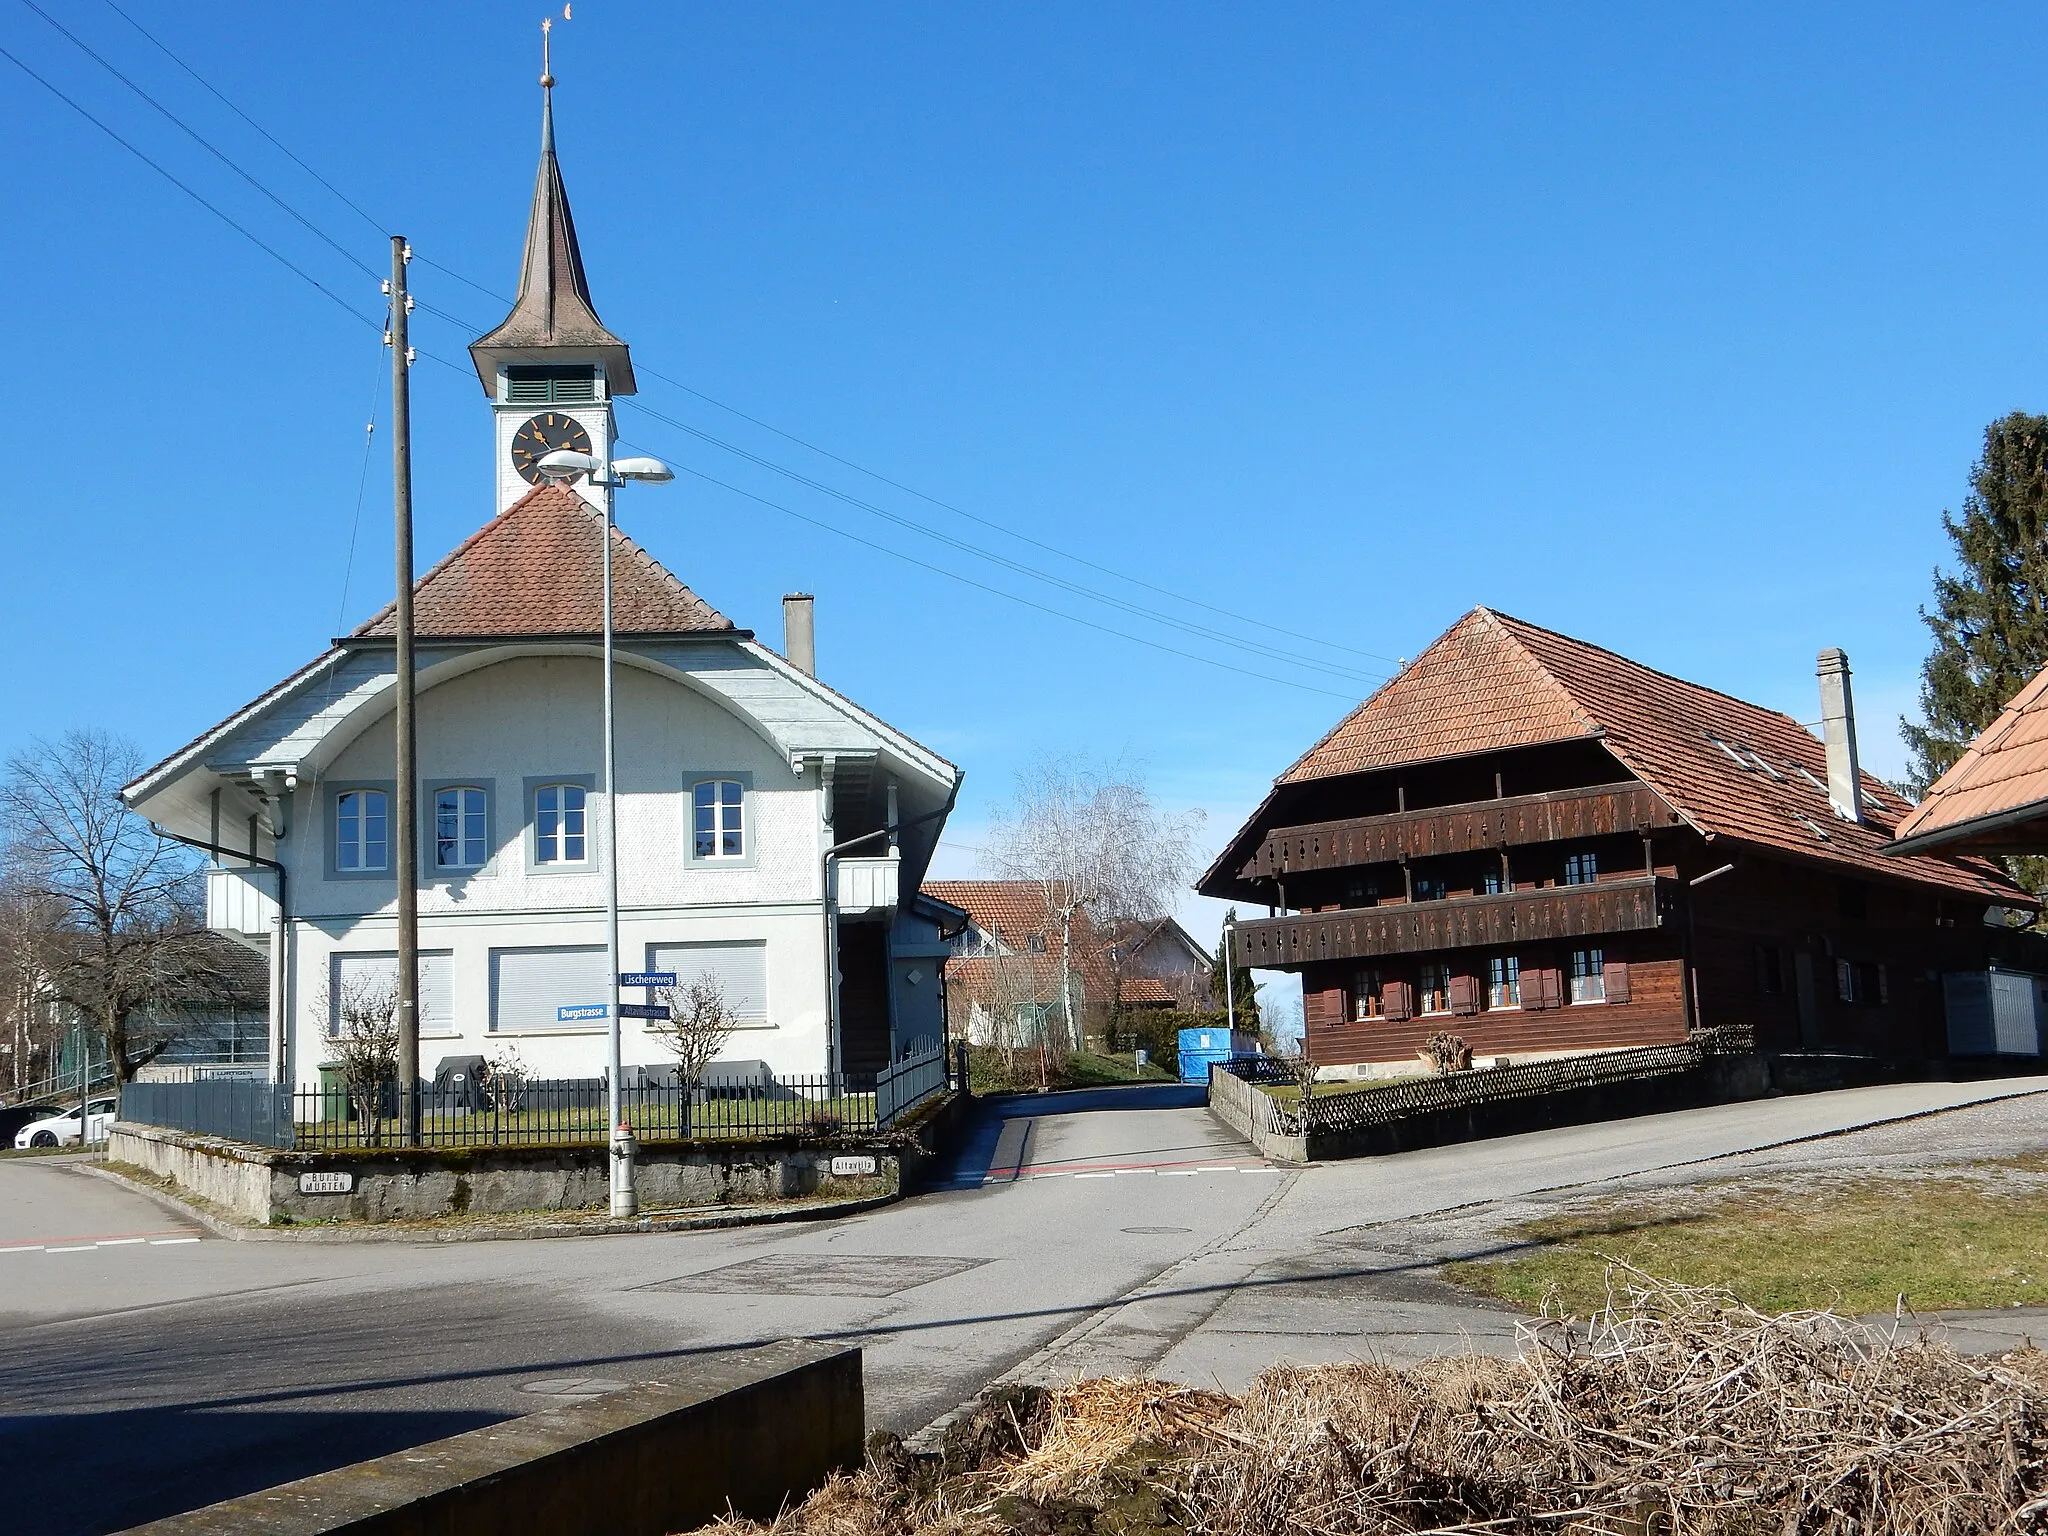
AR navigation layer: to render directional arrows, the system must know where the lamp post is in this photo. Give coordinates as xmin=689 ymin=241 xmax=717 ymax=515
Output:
xmin=538 ymin=447 xmax=674 ymax=1219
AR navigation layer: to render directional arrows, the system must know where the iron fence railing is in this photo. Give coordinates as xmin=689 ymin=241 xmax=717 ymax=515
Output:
xmin=118 ymin=1040 xmax=958 ymax=1153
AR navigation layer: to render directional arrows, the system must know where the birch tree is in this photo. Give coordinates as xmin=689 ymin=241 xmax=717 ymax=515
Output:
xmin=987 ymin=757 xmax=1204 ymax=1055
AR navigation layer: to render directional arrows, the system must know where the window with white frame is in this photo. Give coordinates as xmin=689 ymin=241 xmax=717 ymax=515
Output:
xmin=1569 ymin=947 xmax=1607 ymax=1003
xmin=336 ymin=789 xmax=388 ymax=872
xmin=435 ymin=786 xmax=488 ymax=870
xmin=693 ymin=779 xmax=745 ymax=860
xmin=1418 ymin=961 xmax=1451 ymax=1015
xmin=1351 ymin=967 xmax=1384 ymax=1021
xmin=534 ymin=783 xmax=588 ymax=864
xmin=1487 ymin=955 xmax=1521 ymax=1009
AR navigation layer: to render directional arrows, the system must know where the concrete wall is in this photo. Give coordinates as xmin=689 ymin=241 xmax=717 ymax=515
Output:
xmin=109 ymin=1121 xmax=903 ymax=1225
xmin=115 ymin=1339 xmax=861 ymax=1536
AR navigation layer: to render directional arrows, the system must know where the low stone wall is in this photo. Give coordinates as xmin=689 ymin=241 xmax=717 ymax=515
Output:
xmin=109 ymin=1120 xmax=908 ymax=1225
xmin=1205 ymin=1063 xmax=1308 ymax=1162
xmin=114 ymin=1339 xmax=861 ymax=1536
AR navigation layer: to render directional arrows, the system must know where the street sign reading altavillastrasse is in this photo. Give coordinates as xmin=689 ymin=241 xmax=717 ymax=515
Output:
xmin=558 ymin=1004 xmax=608 ymax=1022
xmin=619 ymin=971 xmax=676 ymax=988
xmin=616 ymin=1003 xmax=671 ymax=1020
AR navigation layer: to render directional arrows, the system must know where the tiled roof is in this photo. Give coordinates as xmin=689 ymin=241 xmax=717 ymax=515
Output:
xmin=353 ymin=483 xmax=732 ymax=639
xmin=1281 ymin=608 xmax=2022 ymax=903
xmin=1891 ymin=665 xmax=2048 ymax=853
xmin=1119 ymin=978 xmax=1175 ymax=1006
xmin=921 ymin=881 xmax=1078 ymax=947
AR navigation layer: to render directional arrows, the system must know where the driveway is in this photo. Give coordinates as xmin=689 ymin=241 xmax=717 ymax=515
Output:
xmin=4 ymin=1075 xmax=2046 ymax=1532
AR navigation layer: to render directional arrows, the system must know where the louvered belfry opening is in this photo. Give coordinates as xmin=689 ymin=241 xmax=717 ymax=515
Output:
xmin=505 ymin=364 xmax=598 ymax=403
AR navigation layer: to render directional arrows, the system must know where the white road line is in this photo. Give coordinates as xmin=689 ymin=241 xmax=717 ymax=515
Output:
xmin=1073 ymin=1172 xmax=1117 ymax=1179
xmin=1158 ymin=1170 xmax=1199 ymax=1176
xmin=96 ymin=1238 xmax=146 ymax=1246
xmin=45 ymin=1245 xmax=96 ymax=1253
xmin=1238 ymin=1167 xmax=1278 ymax=1173
xmin=0 ymin=1245 xmax=45 ymax=1254
xmin=1031 ymin=1172 xmax=1067 ymax=1180
xmin=1195 ymin=1166 xmax=1238 ymax=1172
xmin=148 ymin=1237 xmax=201 ymax=1245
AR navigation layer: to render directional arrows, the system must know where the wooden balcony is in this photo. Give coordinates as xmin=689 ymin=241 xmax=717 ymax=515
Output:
xmin=1244 ymin=782 xmax=1680 ymax=880
xmin=1233 ymin=875 xmax=1678 ymax=967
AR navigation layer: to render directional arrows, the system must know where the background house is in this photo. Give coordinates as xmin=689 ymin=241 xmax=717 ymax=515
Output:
xmin=1201 ymin=608 xmax=2032 ymax=1075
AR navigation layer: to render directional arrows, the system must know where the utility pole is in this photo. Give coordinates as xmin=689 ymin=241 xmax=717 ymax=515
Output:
xmin=388 ymin=235 xmax=420 ymax=1146
xmin=1223 ymin=916 xmax=1237 ymax=1033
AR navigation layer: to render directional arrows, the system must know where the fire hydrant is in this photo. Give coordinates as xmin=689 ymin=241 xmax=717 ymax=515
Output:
xmin=610 ymin=1119 xmax=639 ymax=1218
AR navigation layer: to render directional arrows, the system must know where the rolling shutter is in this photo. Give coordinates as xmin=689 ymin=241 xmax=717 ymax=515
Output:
xmin=1603 ymin=960 xmax=1631 ymax=1005
xmin=329 ymin=950 xmax=453 ymax=1035
xmin=1448 ymin=973 xmax=1480 ymax=1016
xmin=1383 ymin=981 xmax=1413 ymax=1022
xmin=647 ymin=941 xmax=771 ymax=1025
xmin=490 ymin=945 xmax=608 ymax=1033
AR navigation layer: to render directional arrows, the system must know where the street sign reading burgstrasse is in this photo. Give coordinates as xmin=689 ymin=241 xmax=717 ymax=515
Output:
xmin=619 ymin=971 xmax=676 ymax=988
xmin=558 ymin=1004 xmax=609 ymax=1022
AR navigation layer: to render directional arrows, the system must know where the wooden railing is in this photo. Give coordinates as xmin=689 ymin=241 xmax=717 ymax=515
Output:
xmin=1243 ymin=782 xmax=1680 ymax=879
xmin=1233 ymin=874 xmax=1677 ymax=966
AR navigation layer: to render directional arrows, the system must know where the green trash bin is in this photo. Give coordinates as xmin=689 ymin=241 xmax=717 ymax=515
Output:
xmin=316 ymin=1064 xmax=355 ymax=1123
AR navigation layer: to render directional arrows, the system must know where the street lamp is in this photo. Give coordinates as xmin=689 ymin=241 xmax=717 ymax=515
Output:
xmin=537 ymin=447 xmax=674 ymax=1219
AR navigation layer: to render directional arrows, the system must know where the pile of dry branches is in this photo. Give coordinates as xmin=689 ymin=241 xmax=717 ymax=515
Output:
xmin=705 ymin=1273 xmax=2048 ymax=1535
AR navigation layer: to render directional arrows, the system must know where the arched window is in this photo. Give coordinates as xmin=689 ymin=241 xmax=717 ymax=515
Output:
xmin=336 ymin=789 xmax=388 ymax=872
xmin=693 ymin=779 xmax=744 ymax=860
xmin=435 ymin=786 xmax=488 ymax=870
xmin=535 ymin=783 xmax=588 ymax=864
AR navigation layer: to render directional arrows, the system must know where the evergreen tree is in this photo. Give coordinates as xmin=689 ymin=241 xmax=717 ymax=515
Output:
xmin=1903 ymin=411 xmax=2048 ymax=795
xmin=1209 ymin=908 xmax=1259 ymax=1031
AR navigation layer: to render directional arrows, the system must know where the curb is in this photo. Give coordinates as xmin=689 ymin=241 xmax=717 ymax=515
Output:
xmin=79 ymin=1161 xmax=901 ymax=1243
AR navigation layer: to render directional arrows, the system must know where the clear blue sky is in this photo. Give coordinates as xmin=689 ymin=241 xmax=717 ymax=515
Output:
xmin=4 ymin=3 xmax=2043 ymax=946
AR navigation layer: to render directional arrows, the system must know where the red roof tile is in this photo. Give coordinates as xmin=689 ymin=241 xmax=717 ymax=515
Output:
xmin=353 ymin=482 xmax=732 ymax=639
xmin=1281 ymin=609 xmax=2022 ymax=904
xmin=1891 ymin=664 xmax=2048 ymax=852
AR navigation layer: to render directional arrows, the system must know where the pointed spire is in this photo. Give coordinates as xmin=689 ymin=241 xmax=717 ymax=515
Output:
xmin=468 ymin=63 xmax=634 ymax=396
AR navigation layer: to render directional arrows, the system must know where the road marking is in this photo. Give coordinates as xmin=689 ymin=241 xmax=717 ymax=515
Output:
xmin=1196 ymin=1166 xmax=1239 ymax=1172
xmin=1158 ymin=1170 xmax=1200 ymax=1176
xmin=1072 ymin=1172 xmax=1117 ymax=1179
xmin=1238 ymin=1167 xmax=1280 ymax=1174
xmin=0 ymin=1245 xmax=45 ymax=1254
xmin=149 ymin=1237 xmax=201 ymax=1245
xmin=45 ymin=1245 xmax=96 ymax=1253
xmin=96 ymin=1237 xmax=146 ymax=1246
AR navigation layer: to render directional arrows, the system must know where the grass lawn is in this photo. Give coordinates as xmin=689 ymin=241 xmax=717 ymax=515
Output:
xmin=968 ymin=1046 xmax=1176 ymax=1095
xmin=1445 ymin=1174 xmax=2048 ymax=1316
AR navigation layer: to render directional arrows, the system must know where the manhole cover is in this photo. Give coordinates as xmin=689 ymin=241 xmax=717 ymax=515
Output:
xmin=520 ymin=1378 xmax=632 ymax=1399
xmin=641 ymin=1254 xmax=986 ymax=1297
xmin=1122 ymin=1226 xmax=1193 ymax=1235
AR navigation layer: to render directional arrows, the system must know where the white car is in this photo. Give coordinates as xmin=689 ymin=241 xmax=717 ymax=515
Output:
xmin=13 ymin=1098 xmax=117 ymax=1149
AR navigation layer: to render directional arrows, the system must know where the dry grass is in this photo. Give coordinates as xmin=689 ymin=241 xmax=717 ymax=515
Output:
xmin=1447 ymin=1176 xmax=2048 ymax=1315
xmin=694 ymin=1273 xmax=2048 ymax=1535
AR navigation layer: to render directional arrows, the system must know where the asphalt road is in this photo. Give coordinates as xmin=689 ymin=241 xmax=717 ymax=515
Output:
xmin=5 ymin=1074 xmax=2047 ymax=1533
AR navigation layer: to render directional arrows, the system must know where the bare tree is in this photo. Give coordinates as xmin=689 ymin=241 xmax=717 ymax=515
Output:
xmin=0 ymin=865 xmax=63 ymax=1092
xmin=316 ymin=972 xmax=398 ymax=1139
xmin=481 ymin=1042 xmax=532 ymax=1114
xmin=654 ymin=974 xmax=739 ymax=1088
xmin=1 ymin=731 xmax=231 ymax=1086
xmin=987 ymin=756 xmax=1204 ymax=1056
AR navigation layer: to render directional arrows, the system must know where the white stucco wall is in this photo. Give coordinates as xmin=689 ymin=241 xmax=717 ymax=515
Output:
xmin=279 ymin=655 xmax=832 ymax=1087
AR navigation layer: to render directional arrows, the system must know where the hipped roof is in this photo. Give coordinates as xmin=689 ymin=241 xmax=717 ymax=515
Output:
xmin=1889 ymin=664 xmax=2048 ymax=856
xmin=1206 ymin=608 xmax=2022 ymax=904
xmin=351 ymin=482 xmax=733 ymax=640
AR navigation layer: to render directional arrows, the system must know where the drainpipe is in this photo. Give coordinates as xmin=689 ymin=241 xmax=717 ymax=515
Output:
xmin=820 ymin=775 xmax=962 ymax=1078
xmin=154 ymin=824 xmax=290 ymax=1083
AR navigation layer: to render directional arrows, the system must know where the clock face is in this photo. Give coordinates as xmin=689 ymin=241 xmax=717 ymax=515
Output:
xmin=509 ymin=412 xmax=595 ymax=484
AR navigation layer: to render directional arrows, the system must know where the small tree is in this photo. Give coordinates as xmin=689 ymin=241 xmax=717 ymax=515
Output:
xmin=317 ymin=973 xmax=398 ymax=1140
xmin=481 ymin=1042 xmax=531 ymax=1114
xmin=654 ymin=973 xmax=739 ymax=1088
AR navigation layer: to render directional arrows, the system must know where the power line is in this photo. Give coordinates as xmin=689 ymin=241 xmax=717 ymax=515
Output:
xmin=0 ymin=41 xmax=381 ymax=332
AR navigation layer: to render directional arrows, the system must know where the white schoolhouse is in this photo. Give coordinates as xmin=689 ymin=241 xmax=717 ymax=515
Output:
xmin=123 ymin=90 xmax=962 ymax=1090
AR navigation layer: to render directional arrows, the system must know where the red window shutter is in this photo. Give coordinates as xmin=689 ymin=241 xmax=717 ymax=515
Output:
xmin=1304 ymin=985 xmax=1343 ymax=1030
xmin=1604 ymin=960 xmax=1631 ymax=1004
xmin=1384 ymin=981 xmax=1413 ymax=1022
xmin=1546 ymin=968 xmax=1566 ymax=1010
xmin=1526 ymin=968 xmax=1559 ymax=1011
xmin=1449 ymin=973 xmax=1480 ymax=1016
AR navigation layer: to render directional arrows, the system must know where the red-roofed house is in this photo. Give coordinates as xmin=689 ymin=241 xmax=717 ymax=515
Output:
xmin=121 ymin=91 xmax=961 ymax=1090
xmin=1200 ymin=608 xmax=2034 ymax=1073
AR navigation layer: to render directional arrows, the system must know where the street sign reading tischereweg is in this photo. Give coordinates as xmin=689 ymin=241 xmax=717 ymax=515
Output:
xmin=619 ymin=971 xmax=676 ymax=988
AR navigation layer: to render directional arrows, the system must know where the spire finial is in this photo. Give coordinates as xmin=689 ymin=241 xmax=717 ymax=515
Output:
xmin=540 ymin=15 xmax=554 ymax=88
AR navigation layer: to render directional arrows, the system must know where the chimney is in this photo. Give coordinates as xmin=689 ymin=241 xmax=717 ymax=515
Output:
xmin=1816 ymin=648 xmax=1863 ymax=823
xmin=783 ymin=593 xmax=816 ymax=677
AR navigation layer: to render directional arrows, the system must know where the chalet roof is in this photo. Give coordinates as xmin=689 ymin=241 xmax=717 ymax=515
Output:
xmin=1889 ymin=664 xmax=2048 ymax=856
xmin=1248 ymin=608 xmax=2022 ymax=904
xmin=351 ymin=482 xmax=733 ymax=640
xmin=468 ymin=91 xmax=634 ymax=394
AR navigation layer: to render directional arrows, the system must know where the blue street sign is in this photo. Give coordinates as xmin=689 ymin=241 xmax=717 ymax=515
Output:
xmin=619 ymin=971 xmax=676 ymax=989
xmin=557 ymin=1004 xmax=608 ymax=1022
xmin=617 ymin=1002 xmax=670 ymax=1020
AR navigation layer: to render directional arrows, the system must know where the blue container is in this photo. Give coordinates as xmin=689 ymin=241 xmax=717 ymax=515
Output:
xmin=1177 ymin=1028 xmax=1258 ymax=1083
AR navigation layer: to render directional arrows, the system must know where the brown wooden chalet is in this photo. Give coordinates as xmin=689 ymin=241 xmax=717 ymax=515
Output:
xmin=1199 ymin=609 xmax=2033 ymax=1071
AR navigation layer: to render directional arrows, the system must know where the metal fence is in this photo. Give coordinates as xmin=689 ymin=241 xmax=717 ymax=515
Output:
xmin=119 ymin=1039 xmax=957 ymax=1152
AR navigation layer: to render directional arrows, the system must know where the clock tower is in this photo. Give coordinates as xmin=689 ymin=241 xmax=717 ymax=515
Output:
xmin=469 ymin=80 xmax=634 ymax=515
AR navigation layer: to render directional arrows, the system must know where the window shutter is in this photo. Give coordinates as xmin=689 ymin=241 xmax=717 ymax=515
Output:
xmin=1603 ymin=959 xmax=1631 ymax=1005
xmin=1448 ymin=973 xmax=1480 ymax=1016
xmin=1384 ymin=981 xmax=1413 ymax=1022
xmin=490 ymin=945 xmax=609 ymax=1033
xmin=1523 ymin=967 xmax=1558 ymax=1011
xmin=1303 ymin=984 xmax=1343 ymax=1031
xmin=329 ymin=950 xmax=453 ymax=1036
xmin=647 ymin=941 xmax=771 ymax=1024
